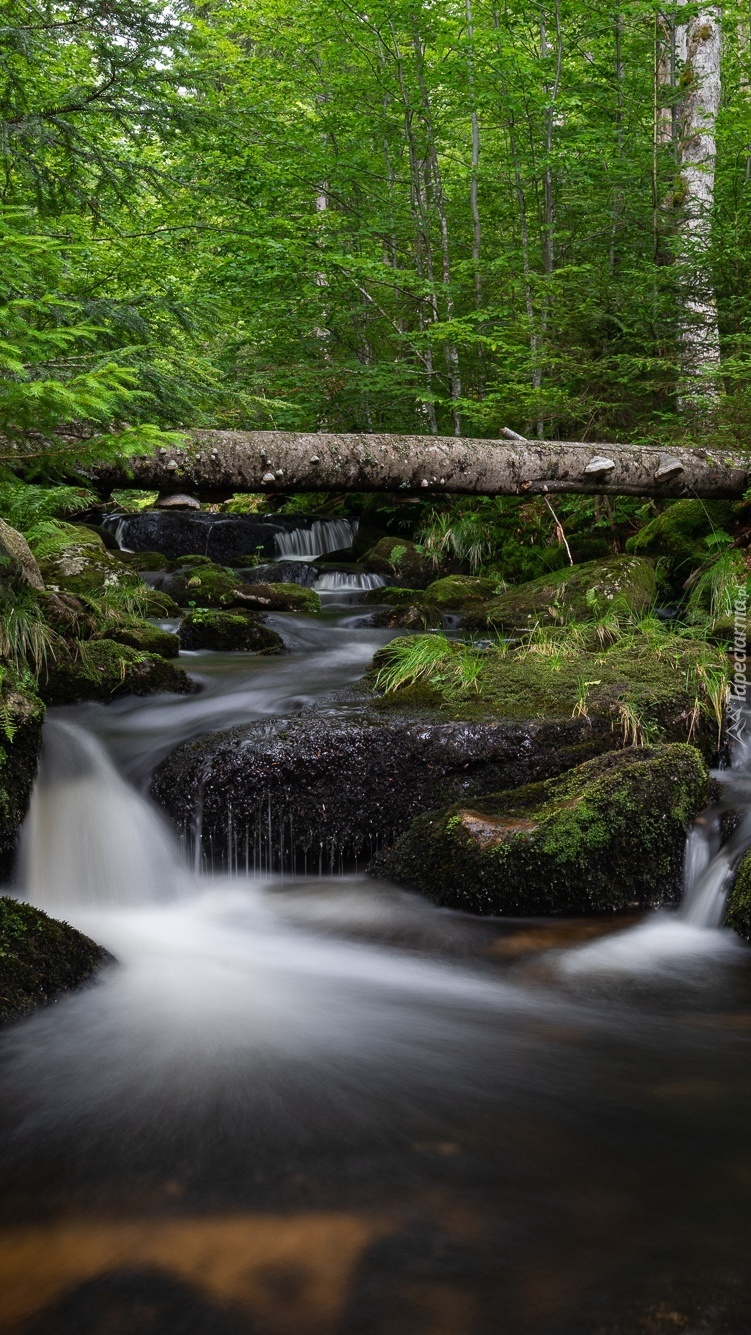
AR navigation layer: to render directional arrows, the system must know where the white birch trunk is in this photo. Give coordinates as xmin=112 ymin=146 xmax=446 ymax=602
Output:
xmin=675 ymin=3 xmax=722 ymax=413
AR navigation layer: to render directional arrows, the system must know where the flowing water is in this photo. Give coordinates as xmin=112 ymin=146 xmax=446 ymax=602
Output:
xmin=2 ymin=604 xmax=751 ymax=1335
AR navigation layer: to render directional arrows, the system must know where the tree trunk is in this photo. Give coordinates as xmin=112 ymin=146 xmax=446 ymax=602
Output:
xmin=92 ymin=431 xmax=750 ymax=498
xmin=675 ymin=1 xmax=722 ymax=413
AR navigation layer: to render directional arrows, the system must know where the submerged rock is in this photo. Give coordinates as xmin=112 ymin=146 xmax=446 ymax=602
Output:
xmin=178 ymin=611 xmax=285 ymax=653
xmin=0 ymin=669 xmax=45 ymax=877
xmin=39 ymin=640 xmax=194 ymax=706
xmin=725 ymin=851 xmax=751 ymax=941
xmin=0 ymin=897 xmax=112 ymax=1024
xmin=461 ymin=556 xmax=656 ymax=631
xmin=375 ymin=744 xmax=709 ymax=915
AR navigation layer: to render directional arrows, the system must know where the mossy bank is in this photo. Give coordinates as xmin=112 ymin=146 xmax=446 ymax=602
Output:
xmin=0 ymin=896 xmax=112 ymax=1024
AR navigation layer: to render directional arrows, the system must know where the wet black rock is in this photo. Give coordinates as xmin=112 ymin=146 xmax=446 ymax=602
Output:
xmin=236 ymin=560 xmax=319 ymax=587
xmin=0 ymin=670 xmax=45 ymax=878
xmin=0 ymin=896 xmax=113 ymax=1024
xmin=102 ymin=511 xmax=311 ymax=563
xmin=151 ymin=709 xmax=637 ymax=873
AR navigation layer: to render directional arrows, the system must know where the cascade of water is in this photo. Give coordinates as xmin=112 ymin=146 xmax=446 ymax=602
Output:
xmin=275 ymin=518 xmax=359 ymax=561
xmin=678 ymin=715 xmax=751 ymax=928
xmin=314 ymin=571 xmax=385 ymax=592
xmin=20 ymin=721 xmax=186 ymax=911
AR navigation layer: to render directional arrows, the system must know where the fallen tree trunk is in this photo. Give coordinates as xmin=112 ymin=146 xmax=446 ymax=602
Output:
xmin=94 ymin=429 xmax=751 ymax=498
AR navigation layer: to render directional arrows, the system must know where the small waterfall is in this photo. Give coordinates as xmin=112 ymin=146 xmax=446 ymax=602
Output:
xmin=678 ymin=719 xmax=751 ymax=928
xmin=275 ymin=518 xmax=359 ymax=561
xmin=314 ymin=571 xmax=385 ymax=592
xmin=20 ymin=721 xmax=184 ymax=911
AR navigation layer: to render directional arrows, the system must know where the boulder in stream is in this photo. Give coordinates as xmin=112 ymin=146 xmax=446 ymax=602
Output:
xmin=725 ymin=851 xmax=751 ymax=941
xmin=374 ymin=744 xmax=709 ymax=915
xmin=461 ymin=556 xmax=656 ymax=631
xmin=39 ymin=640 xmax=194 ymax=706
xmin=178 ymin=611 xmax=285 ymax=653
xmin=0 ymin=897 xmax=112 ymax=1024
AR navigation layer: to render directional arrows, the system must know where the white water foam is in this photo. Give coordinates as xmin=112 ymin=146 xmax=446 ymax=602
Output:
xmin=275 ymin=518 xmax=359 ymax=560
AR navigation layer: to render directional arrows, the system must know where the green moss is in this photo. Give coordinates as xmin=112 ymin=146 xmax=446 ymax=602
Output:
xmin=115 ymin=550 xmax=172 ymax=571
xmin=462 ymin=557 xmax=656 ymax=631
xmin=367 ymin=604 xmax=444 ymax=630
xmin=362 ymin=537 xmax=435 ymax=588
xmin=362 ymin=586 xmax=425 ymax=606
xmin=100 ymin=620 xmax=181 ymax=658
xmin=423 ymin=575 xmax=498 ymax=609
xmin=0 ymin=896 xmax=112 ymax=1024
xmin=372 ymin=631 xmax=716 ymax=740
xmin=38 ymin=546 xmax=144 ymax=598
xmin=378 ymin=744 xmax=709 ymax=915
xmin=39 ymin=639 xmax=194 ymax=705
xmin=234 ymin=582 xmax=322 ymax=612
xmin=725 ymin=851 xmax=751 ymax=941
xmin=178 ymin=611 xmax=285 ymax=653
xmin=0 ymin=667 xmax=45 ymax=875
xmin=626 ymin=500 xmax=733 ymax=563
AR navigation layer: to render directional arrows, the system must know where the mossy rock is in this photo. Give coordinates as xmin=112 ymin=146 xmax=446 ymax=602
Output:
xmin=362 ymin=538 xmax=435 ymax=588
xmin=100 ymin=621 xmax=181 ymax=658
xmin=423 ymin=575 xmax=498 ymax=609
xmin=377 ymin=744 xmax=709 ymax=915
xmin=0 ymin=668 xmax=45 ymax=877
xmin=141 ymin=587 xmax=181 ymax=617
xmin=462 ymin=557 xmax=656 ymax=631
xmin=39 ymin=640 xmax=194 ymax=705
xmin=233 ymin=582 xmax=322 ymax=613
xmin=38 ymin=546 xmax=144 ymax=598
xmin=176 ymin=554 xmax=228 ymax=571
xmin=178 ymin=611 xmax=286 ymax=653
xmin=725 ymin=850 xmax=751 ymax=941
xmin=36 ymin=590 xmax=99 ymax=641
xmin=368 ymin=632 xmax=721 ymax=759
xmin=0 ymin=896 xmax=112 ymax=1024
xmin=362 ymin=586 xmax=425 ymax=606
xmin=626 ymin=500 xmax=733 ymax=564
xmin=115 ymin=550 xmax=173 ymax=572
xmin=170 ymin=564 xmax=243 ymax=608
xmin=366 ymin=604 xmax=444 ymax=630
xmin=704 ymin=613 xmax=751 ymax=653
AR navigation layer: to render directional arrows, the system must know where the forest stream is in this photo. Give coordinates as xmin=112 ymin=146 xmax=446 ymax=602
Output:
xmin=1 ymin=578 xmax=750 ymax=1335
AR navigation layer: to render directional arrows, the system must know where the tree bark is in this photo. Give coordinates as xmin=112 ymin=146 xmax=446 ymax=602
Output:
xmin=92 ymin=431 xmax=751 ymax=498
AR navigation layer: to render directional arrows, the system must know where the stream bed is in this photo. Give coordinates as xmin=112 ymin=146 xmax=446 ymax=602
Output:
xmin=1 ymin=605 xmax=751 ymax=1335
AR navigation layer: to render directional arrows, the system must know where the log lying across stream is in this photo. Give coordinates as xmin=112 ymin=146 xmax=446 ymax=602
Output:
xmin=96 ymin=429 xmax=751 ymax=498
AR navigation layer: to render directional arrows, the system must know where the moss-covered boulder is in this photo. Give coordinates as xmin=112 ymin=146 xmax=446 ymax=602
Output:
xmin=233 ymin=582 xmax=322 ymax=613
xmin=462 ymin=556 xmax=656 ymax=631
xmin=165 ymin=564 xmax=244 ymax=608
xmin=38 ymin=544 xmax=144 ymax=599
xmin=115 ymin=550 xmax=173 ymax=572
xmin=377 ymin=744 xmax=709 ymax=915
xmin=725 ymin=851 xmax=751 ymax=941
xmin=362 ymin=538 xmax=435 ymax=588
xmin=178 ymin=611 xmax=286 ymax=653
xmin=100 ymin=621 xmax=181 ymax=658
xmin=365 ymin=604 xmax=444 ymax=630
xmin=423 ymin=575 xmax=498 ymax=609
xmin=0 ymin=897 xmax=112 ymax=1024
xmin=39 ymin=640 xmax=194 ymax=705
xmin=0 ymin=668 xmax=45 ymax=876
xmin=368 ymin=632 xmax=721 ymax=761
xmin=626 ymin=500 xmax=733 ymax=564
xmin=0 ymin=518 xmax=44 ymax=591
xmin=362 ymin=586 xmax=426 ymax=606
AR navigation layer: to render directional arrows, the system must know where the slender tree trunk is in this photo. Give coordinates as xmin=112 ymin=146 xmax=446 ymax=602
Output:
xmin=410 ymin=18 xmax=463 ymax=435
xmin=609 ymin=13 xmax=624 ymax=277
xmin=675 ymin=1 xmax=722 ymax=415
xmin=465 ymin=0 xmax=483 ymax=309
